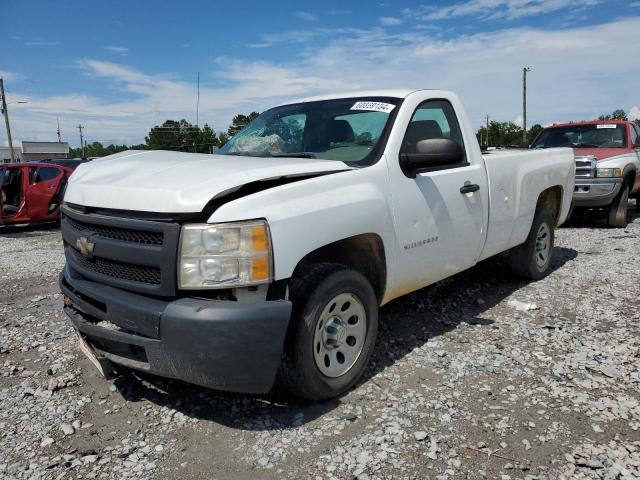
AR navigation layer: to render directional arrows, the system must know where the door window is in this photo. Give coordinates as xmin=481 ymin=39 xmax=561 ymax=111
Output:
xmin=400 ymin=99 xmax=466 ymax=167
xmin=630 ymin=124 xmax=638 ymax=146
xmin=30 ymin=167 xmax=61 ymax=184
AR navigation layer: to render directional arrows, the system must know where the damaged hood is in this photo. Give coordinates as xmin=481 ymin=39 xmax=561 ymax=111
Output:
xmin=64 ymin=150 xmax=351 ymax=213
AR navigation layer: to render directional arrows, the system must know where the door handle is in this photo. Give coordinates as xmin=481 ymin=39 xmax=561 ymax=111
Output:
xmin=460 ymin=183 xmax=480 ymax=194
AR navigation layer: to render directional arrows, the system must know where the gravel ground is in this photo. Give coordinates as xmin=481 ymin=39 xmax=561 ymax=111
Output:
xmin=1 ymin=208 xmax=639 ymax=480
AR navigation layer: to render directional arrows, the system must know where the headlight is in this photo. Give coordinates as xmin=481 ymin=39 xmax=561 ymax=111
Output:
xmin=178 ymin=220 xmax=272 ymax=289
xmin=596 ymin=168 xmax=622 ymax=178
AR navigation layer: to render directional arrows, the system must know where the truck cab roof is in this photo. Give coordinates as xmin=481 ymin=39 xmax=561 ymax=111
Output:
xmin=280 ymin=89 xmax=441 ymax=106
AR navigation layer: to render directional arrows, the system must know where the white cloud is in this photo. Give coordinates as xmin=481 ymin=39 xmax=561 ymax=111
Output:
xmin=0 ymin=70 xmax=26 ymax=82
xmin=247 ymin=27 xmax=362 ymax=48
xmin=416 ymin=0 xmax=601 ymax=21
xmin=24 ymin=41 xmax=59 ymax=46
xmin=629 ymin=106 xmax=640 ymax=121
xmin=514 ymin=115 xmax=524 ymax=128
xmin=296 ymin=11 xmax=318 ymax=21
xmin=104 ymin=46 xmax=129 ymax=54
xmin=4 ymin=17 xmax=640 ymax=146
xmin=380 ymin=16 xmax=403 ymax=26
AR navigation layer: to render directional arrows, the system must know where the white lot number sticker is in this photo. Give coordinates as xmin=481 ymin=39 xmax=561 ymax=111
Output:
xmin=351 ymin=101 xmax=396 ymax=113
xmin=597 ymin=124 xmax=617 ymax=129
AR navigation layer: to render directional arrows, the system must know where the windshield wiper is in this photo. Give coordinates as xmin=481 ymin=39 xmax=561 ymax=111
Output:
xmin=271 ymin=152 xmax=317 ymax=158
xmin=223 ymin=150 xmax=272 ymax=157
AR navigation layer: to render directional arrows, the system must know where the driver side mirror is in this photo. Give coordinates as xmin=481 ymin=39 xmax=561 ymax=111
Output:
xmin=399 ymin=138 xmax=466 ymax=178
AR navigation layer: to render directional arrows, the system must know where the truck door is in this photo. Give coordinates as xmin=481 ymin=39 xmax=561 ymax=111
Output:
xmin=387 ymin=98 xmax=489 ymax=296
xmin=25 ymin=165 xmax=65 ymax=220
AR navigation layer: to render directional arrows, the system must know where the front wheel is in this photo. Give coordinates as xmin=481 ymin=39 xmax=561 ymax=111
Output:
xmin=279 ymin=263 xmax=378 ymax=400
xmin=509 ymin=209 xmax=555 ymax=280
xmin=608 ymin=183 xmax=629 ymax=228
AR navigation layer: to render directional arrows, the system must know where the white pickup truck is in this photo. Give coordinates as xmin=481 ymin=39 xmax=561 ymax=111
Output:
xmin=60 ymin=89 xmax=575 ymax=400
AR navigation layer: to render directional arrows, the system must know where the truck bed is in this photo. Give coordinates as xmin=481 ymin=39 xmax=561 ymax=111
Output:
xmin=479 ymin=148 xmax=575 ymax=261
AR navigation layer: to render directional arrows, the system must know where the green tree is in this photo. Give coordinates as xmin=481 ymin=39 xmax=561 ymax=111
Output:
xmin=145 ymin=120 xmax=221 ymax=153
xmin=611 ymin=109 xmax=628 ymax=121
xmin=599 ymin=109 xmax=628 ymax=121
xmin=527 ymin=124 xmax=544 ymax=144
xmin=476 ymin=121 xmax=524 ymax=147
xmin=227 ymin=112 xmax=259 ymax=137
xmin=69 ymin=141 xmax=129 ymax=158
xmin=218 ymin=132 xmax=230 ymax=147
xmin=145 ymin=120 xmax=183 ymax=150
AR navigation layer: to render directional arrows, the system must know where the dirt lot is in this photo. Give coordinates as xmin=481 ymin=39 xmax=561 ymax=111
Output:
xmin=1 ymin=209 xmax=639 ymax=480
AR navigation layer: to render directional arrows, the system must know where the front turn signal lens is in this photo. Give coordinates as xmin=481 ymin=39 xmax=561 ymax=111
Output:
xmin=251 ymin=256 xmax=270 ymax=282
xmin=251 ymin=225 xmax=269 ymax=253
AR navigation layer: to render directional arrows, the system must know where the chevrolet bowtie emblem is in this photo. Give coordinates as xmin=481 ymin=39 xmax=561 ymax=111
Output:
xmin=76 ymin=236 xmax=95 ymax=257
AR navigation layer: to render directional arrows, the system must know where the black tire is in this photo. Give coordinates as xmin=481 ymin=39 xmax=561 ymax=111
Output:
xmin=608 ymin=183 xmax=629 ymax=228
xmin=509 ymin=208 xmax=555 ymax=280
xmin=566 ymin=202 xmax=574 ymax=221
xmin=279 ymin=263 xmax=379 ymax=400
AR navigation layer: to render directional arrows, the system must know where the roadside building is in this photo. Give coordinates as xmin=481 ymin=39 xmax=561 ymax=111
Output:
xmin=1 ymin=145 xmax=23 ymax=163
xmin=21 ymin=141 xmax=69 ymax=162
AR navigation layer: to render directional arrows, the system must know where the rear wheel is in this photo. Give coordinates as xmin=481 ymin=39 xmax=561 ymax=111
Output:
xmin=279 ymin=263 xmax=378 ymax=400
xmin=509 ymin=209 xmax=555 ymax=280
xmin=608 ymin=183 xmax=629 ymax=228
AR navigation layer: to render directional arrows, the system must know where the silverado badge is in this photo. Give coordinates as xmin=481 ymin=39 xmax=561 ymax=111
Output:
xmin=76 ymin=237 xmax=95 ymax=257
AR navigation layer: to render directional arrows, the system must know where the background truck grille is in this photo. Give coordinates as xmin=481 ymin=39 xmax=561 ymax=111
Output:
xmin=575 ymin=156 xmax=597 ymax=178
xmin=68 ymin=248 xmax=161 ymax=285
xmin=66 ymin=217 xmax=164 ymax=246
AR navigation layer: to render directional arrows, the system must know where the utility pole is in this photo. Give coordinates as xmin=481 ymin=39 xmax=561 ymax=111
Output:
xmin=57 ymin=117 xmax=61 ymax=142
xmin=196 ymin=71 xmax=200 ymax=127
xmin=485 ymin=114 xmax=490 ymax=146
xmin=0 ymin=78 xmax=16 ymax=163
xmin=523 ymin=66 xmax=531 ymax=146
xmin=77 ymin=124 xmax=85 ymax=158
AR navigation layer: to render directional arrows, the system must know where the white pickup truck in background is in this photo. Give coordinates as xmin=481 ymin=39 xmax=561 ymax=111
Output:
xmin=59 ymin=89 xmax=575 ymax=400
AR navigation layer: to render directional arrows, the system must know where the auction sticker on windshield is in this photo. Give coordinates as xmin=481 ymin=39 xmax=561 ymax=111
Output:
xmin=597 ymin=124 xmax=617 ymax=129
xmin=351 ymin=101 xmax=396 ymax=113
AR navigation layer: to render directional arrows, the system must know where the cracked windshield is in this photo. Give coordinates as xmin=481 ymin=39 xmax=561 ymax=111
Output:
xmin=218 ymin=97 xmax=399 ymax=164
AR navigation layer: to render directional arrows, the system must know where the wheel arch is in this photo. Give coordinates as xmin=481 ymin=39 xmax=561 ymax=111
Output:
xmin=291 ymin=233 xmax=387 ymax=304
xmin=536 ymin=185 xmax=563 ymax=226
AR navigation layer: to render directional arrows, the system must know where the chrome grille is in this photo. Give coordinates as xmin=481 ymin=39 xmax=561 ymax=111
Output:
xmin=575 ymin=156 xmax=597 ymax=178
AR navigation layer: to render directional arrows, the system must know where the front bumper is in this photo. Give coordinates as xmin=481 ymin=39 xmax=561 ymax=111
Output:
xmin=60 ymin=265 xmax=292 ymax=393
xmin=573 ymin=178 xmax=623 ymax=207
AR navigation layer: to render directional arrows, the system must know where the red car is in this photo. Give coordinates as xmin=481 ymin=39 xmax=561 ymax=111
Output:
xmin=531 ymin=120 xmax=640 ymax=227
xmin=1 ymin=162 xmax=74 ymax=226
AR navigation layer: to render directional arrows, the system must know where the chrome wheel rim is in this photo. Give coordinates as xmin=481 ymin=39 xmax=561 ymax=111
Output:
xmin=313 ymin=293 xmax=367 ymax=378
xmin=534 ymin=223 xmax=551 ymax=268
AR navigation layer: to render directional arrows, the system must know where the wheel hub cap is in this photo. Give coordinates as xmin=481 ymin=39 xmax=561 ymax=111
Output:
xmin=534 ymin=223 xmax=551 ymax=268
xmin=313 ymin=293 xmax=367 ymax=378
